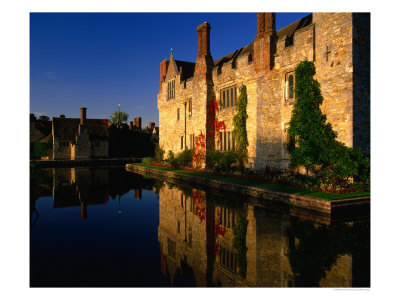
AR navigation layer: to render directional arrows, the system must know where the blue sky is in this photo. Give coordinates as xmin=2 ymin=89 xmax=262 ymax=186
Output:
xmin=30 ymin=12 xmax=310 ymax=127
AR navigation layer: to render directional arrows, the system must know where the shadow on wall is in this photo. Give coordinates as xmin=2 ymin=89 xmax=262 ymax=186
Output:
xmin=352 ymin=13 xmax=370 ymax=155
xmin=254 ymin=139 xmax=289 ymax=170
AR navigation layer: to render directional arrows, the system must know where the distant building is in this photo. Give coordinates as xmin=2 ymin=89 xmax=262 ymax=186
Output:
xmin=52 ymin=107 xmax=109 ymax=159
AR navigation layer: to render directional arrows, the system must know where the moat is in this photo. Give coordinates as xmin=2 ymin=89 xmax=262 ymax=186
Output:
xmin=30 ymin=166 xmax=370 ymax=287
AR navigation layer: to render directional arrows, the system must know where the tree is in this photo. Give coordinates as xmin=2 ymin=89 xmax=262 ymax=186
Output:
xmin=288 ymin=60 xmax=340 ymax=174
xmin=233 ymin=85 xmax=249 ymax=173
xmin=109 ymin=110 xmax=129 ymax=124
xmin=38 ymin=115 xmax=50 ymax=122
xmin=288 ymin=60 xmax=369 ymax=186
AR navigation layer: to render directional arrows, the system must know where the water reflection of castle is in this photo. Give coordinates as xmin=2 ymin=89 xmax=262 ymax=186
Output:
xmin=52 ymin=168 xmax=151 ymax=219
xmin=158 ymin=184 xmax=368 ymax=287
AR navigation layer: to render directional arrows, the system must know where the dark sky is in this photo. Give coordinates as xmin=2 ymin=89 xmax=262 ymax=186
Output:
xmin=30 ymin=12 xmax=310 ymax=126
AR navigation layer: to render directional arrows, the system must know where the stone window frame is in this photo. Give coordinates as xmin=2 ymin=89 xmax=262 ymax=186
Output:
xmin=219 ymin=85 xmax=238 ymax=110
xmin=217 ymin=65 xmax=222 ymax=75
xmin=167 ymin=78 xmax=175 ymax=100
xmin=189 ymin=133 xmax=195 ymax=149
xmin=248 ymin=52 xmax=253 ymax=64
xmin=219 ymin=130 xmax=235 ymax=152
xmin=219 ymin=245 xmax=237 ymax=274
xmin=167 ymin=238 xmax=176 ymax=260
xmin=59 ymin=141 xmax=69 ymax=147
xmin=284 ymin=71 xmax=295 ymax=103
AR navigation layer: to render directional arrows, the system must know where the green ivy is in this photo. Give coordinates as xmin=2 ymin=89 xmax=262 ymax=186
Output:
xmin=233 ymin=85 xmax=249 ymax=173
xmin=233 ymin=203 xmax=248 ymax=279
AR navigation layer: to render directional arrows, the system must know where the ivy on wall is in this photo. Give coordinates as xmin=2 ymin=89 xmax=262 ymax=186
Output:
xmin=233 ymin=85 xmax=249 ymax=172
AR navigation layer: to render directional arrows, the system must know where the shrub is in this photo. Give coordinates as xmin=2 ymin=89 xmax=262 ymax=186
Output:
xmin=33 ymin=141 xmax=50 ymax=158
xmin=154 ymin=142 xmax=165 ymax=162
xmin=175 ymin=149 xmax=194 ymax=167
xmin=167 ymin=150 xmax=176 ymax=166
xmin=207 ymin=150 xmax=237 ymax=171
xmin=142 ymin=157 xmax=153 ymax=165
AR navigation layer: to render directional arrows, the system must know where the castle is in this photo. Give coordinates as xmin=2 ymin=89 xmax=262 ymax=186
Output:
xmin=157 ymin=13 xmax=370 ymax=170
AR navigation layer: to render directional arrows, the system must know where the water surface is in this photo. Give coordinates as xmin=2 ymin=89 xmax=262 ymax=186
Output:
xmin=30 ymin=167 xmax=370 ymax=287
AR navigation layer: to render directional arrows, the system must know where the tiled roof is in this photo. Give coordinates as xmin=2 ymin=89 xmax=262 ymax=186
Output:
xmin=53 ymin=118 xmax=109 ymax=141
xmin=276 ymin=14 xmax=312 ymax=39
xmin=214 ymin=14 xmax=313 ymax=67
xmin=214 ymin=42 xmax=254 ymax=67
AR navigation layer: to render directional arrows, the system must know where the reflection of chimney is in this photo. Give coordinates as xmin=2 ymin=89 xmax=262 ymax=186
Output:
xmin=80 ymin=202 xmax=88 ymax=219
xmin=80 ymin=107 xmax=87 ymax=125
xmin=129 ymin=121 xmax=134 ymax=130
xmin=134 ymin=117 xmax=142 ymax=129
xmin=135 ymin=189 xmax=142 ymax=200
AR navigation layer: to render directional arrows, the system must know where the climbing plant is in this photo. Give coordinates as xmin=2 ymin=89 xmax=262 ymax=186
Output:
xmin=192 ymin=99 xmax=225 ymax=168
xmin=288 ymin=60 xmax=369 ymax=187
xmin=233 ymin=85 xmax=249 ymax=173
xmin=233 ymin=203 xmax=248 ymax=279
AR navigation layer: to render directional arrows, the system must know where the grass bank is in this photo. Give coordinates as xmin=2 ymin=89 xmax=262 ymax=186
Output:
xmin=130 ymin=163 xmax=370 ymax=201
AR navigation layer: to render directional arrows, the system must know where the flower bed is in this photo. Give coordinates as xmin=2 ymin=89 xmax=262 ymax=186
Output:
xmin=148 ymin=162 xmax=368 ymax=195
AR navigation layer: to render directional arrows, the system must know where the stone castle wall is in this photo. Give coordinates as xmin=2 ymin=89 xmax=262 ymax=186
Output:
xmin=157 ymin=13 xmax=370 ymax=170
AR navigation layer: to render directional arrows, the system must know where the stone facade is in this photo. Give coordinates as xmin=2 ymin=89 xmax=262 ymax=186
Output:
xmin=157 ymin=13 xmax=370 ymax=170
xmin=52 ymin=108 xmax=109 ymax=160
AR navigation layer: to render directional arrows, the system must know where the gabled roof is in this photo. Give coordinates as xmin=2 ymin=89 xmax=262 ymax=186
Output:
xmin=214 ymin=14 xmax=313 ymax=67
xmin=175 ymin=60 xmax=196 ymax=81
xmin=214 ymin=42 xmax=254 ymax=67
xmin=53 ymin=118 xmax=109 ymax=141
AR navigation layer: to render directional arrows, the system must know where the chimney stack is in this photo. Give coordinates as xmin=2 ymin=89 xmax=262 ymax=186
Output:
xmin=149 ymin=122 xmax=155 ymax=130
xmin=60 ymin=114 xmax=65 ymax=119
xmin=194 ymin=22 xmax=214 ymax=77
xmin=257 ymin=13 xmax=275 ymax=36
xmin=134 ymin=117 xmax=142 ymax=129
xmin=129 ymin=121 xmax=134 ymax=130
xmin=197 ymin=22 xmax=211 ymax=57
xmin=80 ymin=107 xmax=87 ymax=125
xmin=254 ymin=13 xmax=276 ymax=74
xmin=160 ymin=59 xmax=168 ymax=83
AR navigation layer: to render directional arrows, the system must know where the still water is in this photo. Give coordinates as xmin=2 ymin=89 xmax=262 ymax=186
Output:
xmin=30 ymin=167 xmax=370 ymax=287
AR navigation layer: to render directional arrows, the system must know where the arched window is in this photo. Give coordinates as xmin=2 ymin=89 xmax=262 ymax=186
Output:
xmin=286 ymin=73 xmax=295 ymax=100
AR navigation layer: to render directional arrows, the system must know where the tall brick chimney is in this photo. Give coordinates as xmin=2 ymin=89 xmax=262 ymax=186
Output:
xmin=80 ymin=107 xmax=87 ymax=125
xmin=134 ymin=117 xmax=142 ymax=129
xmin=194 ymin=22 xmax=214 ymax=76
xmin=197 ymin=22 xmax=211 ymax=57
xmin=254 ymin=13 xmax=276 ymax=74
xmin=160 ymin=59 xmax=168 ymax=83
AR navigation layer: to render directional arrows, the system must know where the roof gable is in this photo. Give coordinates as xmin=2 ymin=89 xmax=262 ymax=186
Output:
xmin=53 ymin=118 xmax=109 ymax=141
